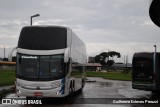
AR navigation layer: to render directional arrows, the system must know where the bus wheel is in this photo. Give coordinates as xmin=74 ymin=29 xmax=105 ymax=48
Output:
xmin=82 ymin=78 xmax=85 ymax=88
xmin=72 ymin=81 xmax=75 ymax=92
xmin=69 ymin=81 xmax=75 ymax=96
xmin=69 ymin=82 xmax=73 ymax=94
xmin=79 ymin=79 xmax=85 ymax=93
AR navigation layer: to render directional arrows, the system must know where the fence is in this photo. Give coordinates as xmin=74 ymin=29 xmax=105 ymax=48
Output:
xmin=0 ymin=62 xmax=16 ymax=70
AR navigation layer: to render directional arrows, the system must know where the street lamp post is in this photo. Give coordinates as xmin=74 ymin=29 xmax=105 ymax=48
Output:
xmin=30 ymin=14 xmax=40 ymax=26
xmin=154 ymin=45 xmax=157 ymax=53
xmin=153 ymin=45 xmax=157 ymax=86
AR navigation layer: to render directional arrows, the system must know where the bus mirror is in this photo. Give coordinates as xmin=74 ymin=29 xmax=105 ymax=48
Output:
xmin=149 ymin=0 xmax=160 ymax=27
xmin=8 ymin=47 xmax=17 ymax=62
xmin=64 ymin=47 xmax=70 ymax=63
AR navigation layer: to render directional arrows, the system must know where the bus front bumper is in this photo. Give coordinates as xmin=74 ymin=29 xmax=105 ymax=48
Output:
xmin=15 ymin=86 xmax=67 ymax=98
xmin=132 ymin=83 xmax=156 ymax=91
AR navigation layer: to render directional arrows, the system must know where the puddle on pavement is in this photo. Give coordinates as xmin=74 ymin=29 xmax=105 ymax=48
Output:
xmin=99 ymin=82 xmax=113 ymax=87
xmin=87 ymin=81 xmax=130 ymax=88
xmin=86 ymin=81 xmax=113 ymax=88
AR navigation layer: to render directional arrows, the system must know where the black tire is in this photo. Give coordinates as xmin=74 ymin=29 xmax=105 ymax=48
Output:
xmin=78 ymin=88 xmax=83 ymax=94
xmin=81 ymin=79 xmax=85 ymax=89
xmin=69 ymin=81 xmax=73 ymax=94
xmin=72 ymin=81 xmax=75 ymax=92
xmin=78 ymin=79 xmax=85 ymax=93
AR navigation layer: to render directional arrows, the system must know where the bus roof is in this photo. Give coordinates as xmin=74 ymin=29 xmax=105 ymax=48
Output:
xmin=133 ymin=52 xmax=160 ymax=59
xmin=22 ymin=26 xmax=71 ymax=30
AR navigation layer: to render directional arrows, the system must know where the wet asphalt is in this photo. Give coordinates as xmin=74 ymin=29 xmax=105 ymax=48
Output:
xmin=1 ymin=77 xmax=160 ymax=107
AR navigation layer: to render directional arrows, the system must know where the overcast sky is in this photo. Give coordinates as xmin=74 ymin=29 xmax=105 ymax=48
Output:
xmin=0 ymin=0 xmax=160 ymax=63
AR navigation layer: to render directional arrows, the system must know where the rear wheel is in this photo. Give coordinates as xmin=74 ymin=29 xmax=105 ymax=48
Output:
xmin=69 ymin=81 xmax=74 ymax=95
xmin=79 ymin=78 xmax=85 ymax=93
xmin=69 ymin=84 xmax=72 ymax=94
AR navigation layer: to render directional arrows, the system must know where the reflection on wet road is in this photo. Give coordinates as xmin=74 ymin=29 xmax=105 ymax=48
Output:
xmin=1 ymin=77 xmax=160 ymax=107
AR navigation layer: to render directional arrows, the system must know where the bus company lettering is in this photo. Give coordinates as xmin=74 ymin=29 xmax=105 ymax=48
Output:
xmin=22 ymin=56 xmax=38 ymax=59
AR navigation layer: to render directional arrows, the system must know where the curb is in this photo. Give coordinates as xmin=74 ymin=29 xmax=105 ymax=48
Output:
xmin=86 ymin=78 xmax=96 ymax=82
xmin=0 ymin=85 xmax=14 ymax=91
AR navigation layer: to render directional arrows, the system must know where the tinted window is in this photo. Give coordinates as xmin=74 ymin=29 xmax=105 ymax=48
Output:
xmin=17 ymin=53 xmax=65 ymax=81
xmin=135 ymin=61 xmax=152 ymax=68
xmin=18 ymin=26 xmax=67 ymax=50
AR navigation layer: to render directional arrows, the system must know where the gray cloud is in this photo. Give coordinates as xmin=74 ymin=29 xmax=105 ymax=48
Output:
xmin=0 ymin=0 xmax=159 ymax=63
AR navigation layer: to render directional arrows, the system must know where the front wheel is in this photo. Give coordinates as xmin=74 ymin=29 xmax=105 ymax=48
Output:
xmin=69 ymin=81 xmax=75 ymax=95
xmin=79 ymin=79 xmax=85 ymax=93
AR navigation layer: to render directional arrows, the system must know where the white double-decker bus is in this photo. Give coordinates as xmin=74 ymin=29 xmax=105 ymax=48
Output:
xmin=10 ymin=26 xmax=87 ymax=98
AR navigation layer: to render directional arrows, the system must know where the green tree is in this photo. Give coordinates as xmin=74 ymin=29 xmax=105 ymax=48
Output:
xmin=94 ymin=51 xmax=121 ymax=67
xmin=94 ymin=55 xmax=101 ymax=63
xmin=108 ymin=51 xmax=121 ymax=60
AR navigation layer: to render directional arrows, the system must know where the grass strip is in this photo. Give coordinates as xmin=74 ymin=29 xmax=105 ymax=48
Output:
xmin=86 ymin=71 xmax=131 ymax=81
xmin=0 ymin=69 xmax=15 ymax=86
xmin=0 ymin=69 xmax=131 ymax=86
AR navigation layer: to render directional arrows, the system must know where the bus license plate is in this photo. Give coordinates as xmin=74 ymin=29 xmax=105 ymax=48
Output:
xmin=34 ymin=92 xmax=43 ymax=96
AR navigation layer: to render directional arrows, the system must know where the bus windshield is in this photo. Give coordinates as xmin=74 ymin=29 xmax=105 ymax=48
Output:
xmin=17 ymin=53 xmax=65 ymax=81
xmin=132 ymin=57 xmax=153 ymax=82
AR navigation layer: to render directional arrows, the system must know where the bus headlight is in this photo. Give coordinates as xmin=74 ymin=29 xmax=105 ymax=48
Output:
xmin=16 ymin=89 xmax=21 ymax=94
xmin=56 ymin=91 xmax=60 ymax=95
xmin=56 ymin=90 xmax=63 ymax=95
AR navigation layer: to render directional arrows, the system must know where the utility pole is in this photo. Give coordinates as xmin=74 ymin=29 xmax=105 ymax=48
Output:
xmin=153 ymin=45 xmax=157 ymax=78
xmin=153 ymin=45 xmax=157 ymax=88
xmin=4 ymin=46 xmax=5 ymax=58
xmin=124 ymin=56 xmax=125 ymax=64
xmin=126 ymin=55 xmax=128 ymax=67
